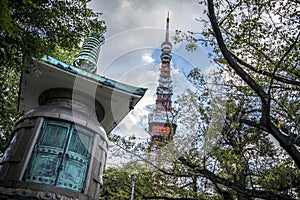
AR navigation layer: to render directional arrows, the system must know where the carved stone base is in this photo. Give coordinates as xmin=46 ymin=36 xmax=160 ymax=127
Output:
xmin=0 ymin=186 xmax=79 ymax=200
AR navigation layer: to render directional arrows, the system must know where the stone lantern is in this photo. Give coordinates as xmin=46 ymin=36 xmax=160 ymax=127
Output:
xmin=0 ymin=32 xmax=146 ymax=199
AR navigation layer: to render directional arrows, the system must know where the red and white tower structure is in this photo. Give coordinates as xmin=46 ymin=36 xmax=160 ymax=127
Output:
xmin=148 ymin=13 xmax=177 ymax=160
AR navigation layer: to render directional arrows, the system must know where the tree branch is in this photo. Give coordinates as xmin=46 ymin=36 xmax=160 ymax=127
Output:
xmin=239 ymin=118 xmax=267 ymax=132
xmin=207 ymin=0 xmax=300 ymax=168
xmin=179 ymin=156 xmax=295 ymax=200
xmin=143 ymin=196 xmax=196 ymax=200
xmin=268 ymin=32 xmax=300 ymax=96
xmin=229 ymin=51 xmax=300 ymax=87
xmin=207 ymin=0 xmax=269 ymax=104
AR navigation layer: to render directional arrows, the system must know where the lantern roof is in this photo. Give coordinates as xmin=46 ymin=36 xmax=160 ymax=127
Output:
xmin=18 ymin=56 xmax=147 ymax=133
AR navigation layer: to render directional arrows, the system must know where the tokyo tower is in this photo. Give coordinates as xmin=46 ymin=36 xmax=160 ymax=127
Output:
xmin=148 ymin=12 xmax=177 ymax=164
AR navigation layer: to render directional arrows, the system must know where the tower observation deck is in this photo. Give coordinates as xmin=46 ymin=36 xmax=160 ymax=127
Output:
xmin=148 ymin=13 xmax=177 ymax=154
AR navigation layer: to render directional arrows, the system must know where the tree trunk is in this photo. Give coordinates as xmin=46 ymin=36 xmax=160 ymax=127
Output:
xmin=206 ymin=0 xmax=300 ymax=168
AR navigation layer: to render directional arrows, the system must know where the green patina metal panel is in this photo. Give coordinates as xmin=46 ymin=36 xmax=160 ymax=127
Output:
xmin=56 ymin=126 xmax=93 ymax=191
xmin=24 ymin=120 xmax=93 ymax=192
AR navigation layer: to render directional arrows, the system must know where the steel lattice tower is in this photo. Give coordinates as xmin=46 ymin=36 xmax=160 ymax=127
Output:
xmin=148 ymin=13 xmax=177 ymax=163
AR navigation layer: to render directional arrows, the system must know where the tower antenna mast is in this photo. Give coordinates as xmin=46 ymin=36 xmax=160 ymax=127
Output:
xmin=165 ymin=11 xmax=170 ymax=42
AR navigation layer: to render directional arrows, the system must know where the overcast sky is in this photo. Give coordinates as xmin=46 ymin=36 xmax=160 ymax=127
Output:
xmin=86 ymin=0 xmax=224 ymax=168
xmin=87 ymin=1 xmax=216 ymax=140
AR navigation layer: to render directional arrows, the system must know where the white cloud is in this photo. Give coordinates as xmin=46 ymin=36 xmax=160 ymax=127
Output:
xmin=142 ymin=53 xmax=155 ymax=63
xmin=172 ymin=67 xmax=180 ymax=74
xmin=89 ymin=0 xmax=205 ymax=37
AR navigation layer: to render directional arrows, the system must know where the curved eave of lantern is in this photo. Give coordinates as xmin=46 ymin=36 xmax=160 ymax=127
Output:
xmin=18 ymin=56 xmax=147 ymax=134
